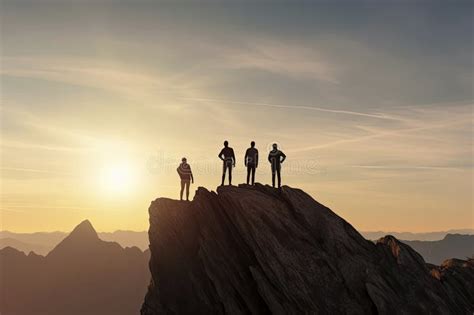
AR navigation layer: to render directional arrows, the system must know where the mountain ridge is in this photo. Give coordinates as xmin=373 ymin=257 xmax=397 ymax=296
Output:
xmin=362 ymin=229 xmax=474 ymax=241
xmin=2 ymin=224 xmax=472 ymax=256
xmin=1 ymin=219 xmax=471 ymax=264
xmin=402 ymin=234 xmax=474 ymax=264
xmin=0 ymin=220 xmax=150 ymax=315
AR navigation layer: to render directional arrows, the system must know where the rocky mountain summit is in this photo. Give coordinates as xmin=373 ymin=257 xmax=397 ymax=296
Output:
xmin=142 ymin=184 xmax=473 ymax=314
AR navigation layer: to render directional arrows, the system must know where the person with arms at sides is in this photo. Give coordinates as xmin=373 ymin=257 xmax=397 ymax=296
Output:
xmin=218 ymin=140 xmax=235 ymax=186
xmin=268 ymin=143 xmax=286 ymax=188
xmin=177 ymin=157 xmax=194 ymax=201
xmin=244 ymin=141 xmax=258 ymax=185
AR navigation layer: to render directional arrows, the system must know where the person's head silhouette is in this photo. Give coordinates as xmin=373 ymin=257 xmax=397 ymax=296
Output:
xmin=224 ymin=140 xmax=229 ymax=147
xmin=272 ymin=143 xmax=278 ymax=150
xmin=251 ymin=141 xmax=255 ymax=148
xmin=182 ymin=157 xmax=187 ymax=163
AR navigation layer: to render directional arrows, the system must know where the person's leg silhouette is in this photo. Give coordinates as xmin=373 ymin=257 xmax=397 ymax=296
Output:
xmin=277 ymin=167 xmax=281 ymax=188
xmin=228 ymin=163 xmax=232 ymax=185
xmin=271 ymin=169 xmax=276 ymax=187
xmin=247 ymin=165 xmax=255 ymax=185
xmin=251 ymin=166 xmax=256 ymax=185
xmin=221 ymin=163 xmax=226 ymax=186
xmin=185 ymin=180 xmax=190 ymax=200
xmin=180 ymin=180 xmax=185 ymax=200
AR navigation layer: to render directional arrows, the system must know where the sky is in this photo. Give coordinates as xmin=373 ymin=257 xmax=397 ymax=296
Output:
xmin=1 ymin=0 xmax=473 ymax=233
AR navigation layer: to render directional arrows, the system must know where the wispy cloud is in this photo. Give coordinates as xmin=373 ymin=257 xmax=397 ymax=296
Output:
xmin=289 ymin=116 xmax=472 ymax=153
xmin=0 ymin=205 xmax=94 ymax=214
xmin=349 ymin=165 xmax=467 ymax=171
xmin=1 ymin=140 xmax=90 ymax=153
xmin=179 ymin=97 xmax=407 ymax=121
xmin=1 ymin=167 xmax=73 ymax=176
xmin=1 ymin=56 xmax=193 ymax=100
xmin=1 ymin=105 xmax=95 ymax=152
xmin=222 ymin=39 xmax=339 ymax=83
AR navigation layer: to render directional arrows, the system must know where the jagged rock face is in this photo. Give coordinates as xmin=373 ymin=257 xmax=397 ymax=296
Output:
xmin=142 ymin=185 xmax=474 ymax=314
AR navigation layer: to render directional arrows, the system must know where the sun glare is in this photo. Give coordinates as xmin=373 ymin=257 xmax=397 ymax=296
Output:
xmin=100 ymin=161 xmax=136 ymax=194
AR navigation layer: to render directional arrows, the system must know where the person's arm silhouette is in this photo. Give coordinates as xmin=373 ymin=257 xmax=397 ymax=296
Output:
xmin=280 ymin=151 xmax=286 ymax=164
xmin=231 ymin=148 xmax=236 ymax=167
xmin=256 ymin=149 xmax=259 ymax=168
xmin=218 ymin=149 xmax=224 ymax=161
xmin=190 ymin=166 xmax=194 ymax=184
xmin=244 ymin=148 xmax=249 ymax=167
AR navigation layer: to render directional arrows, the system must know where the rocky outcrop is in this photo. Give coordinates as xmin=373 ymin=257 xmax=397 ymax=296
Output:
xmin=141 ymin=184 xmax=474 ymax=314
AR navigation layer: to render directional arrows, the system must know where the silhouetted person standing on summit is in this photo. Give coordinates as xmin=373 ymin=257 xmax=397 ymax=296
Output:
xmin=268 ymin=143 xmax=286 ymax=188
xmin=177 ymin=157 xmax=193 ymax=201
xmin=244 ymin=141 xmax=258 ymax=185
xmin=218 ymin=141 xmax=235 ymax=186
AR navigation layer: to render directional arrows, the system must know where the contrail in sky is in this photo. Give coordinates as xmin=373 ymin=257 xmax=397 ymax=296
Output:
xmin=179 ymin=97 xmax=407 ymax=121
xmin=288 ymin=118 xmax=472 ymax=153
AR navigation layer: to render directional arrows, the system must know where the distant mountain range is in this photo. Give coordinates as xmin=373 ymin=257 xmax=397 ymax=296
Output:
xmin=0 ymin=220 xmax=150 ymax=315
xmin=0 ymin=237 xmax=50 ymax=255
xmin=360 ymin=229 xmax=474 ymax=241
xmin=0 ymin=229 xmax=149 ymax=255
xmin=1 ymin=217 xmax=472 ymax=314
xmin=0 ymin=231 xmax=67 ymax=255
xmin=2 ymin=227 xmax=473 ymax=268
xmin=402 ymin=234 xmax=474 ymax=265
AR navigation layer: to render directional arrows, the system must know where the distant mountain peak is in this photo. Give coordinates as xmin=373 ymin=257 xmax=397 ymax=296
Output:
xmin=47 ymin=220 xmax=100 ymax=258
xmin=443 ymin=233 xmax=472 ymax=240
xmin=69 ymin=220 xmax=98 ymax=240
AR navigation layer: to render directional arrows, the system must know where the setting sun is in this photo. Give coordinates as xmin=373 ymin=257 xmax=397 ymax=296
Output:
xmin=100 ymin=161 xmax=136 ymax=194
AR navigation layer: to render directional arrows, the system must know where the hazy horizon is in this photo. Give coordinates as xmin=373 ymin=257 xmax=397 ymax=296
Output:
xmin=1 ymin=1 xmax=473 ymax=233
xmin=2 ymin=223 xmax=474 ymax=234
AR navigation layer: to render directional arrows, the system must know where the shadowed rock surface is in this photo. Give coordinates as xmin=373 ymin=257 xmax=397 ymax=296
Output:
xmin=141 ymin=184 xmax=473 ymax=314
